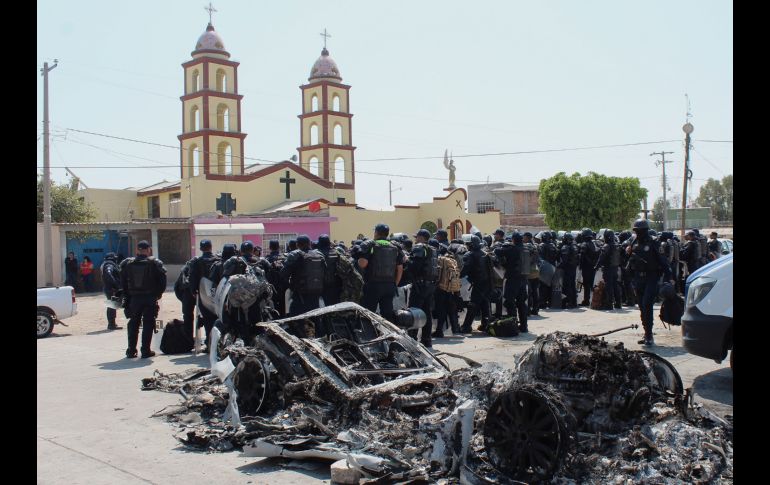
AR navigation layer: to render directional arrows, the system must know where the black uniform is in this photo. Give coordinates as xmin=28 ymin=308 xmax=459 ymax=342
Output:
xmin=175 ymin=259 xmax=197 ymax=338
xmin=318 ymin=246 xmax=343 ymax=306
xmin=459 ymin=246 xmax=493 ymax=332
xmin=101 ymin=255 xmax=121 ymax=329
xmin=407 ymin=243 xmax=439 ymax=347
xmin=538 ymin=239 xmax=558 ymax=307
xmin=558 ymin=239 xmax=579 ymax=308
xmin=264 ymin=250 xmax=287 ymax=317
xmin=578 ymin=237 xmax=600 ymax=305
xmin=120 ymin=255 xmax=166 ymax=357
xmin=489 ymin=241 xmax=506 ymax=318
xmin=628 ymin=233 xmax=672 ymax=342
xmin=495 ymin=241 xmax=528 ymax=331
xmin=281 ymin=248 xmax=327 ymax=316
xmin=524 ymin=242 xmax=540 ymax=316
xmin=680 ymin=239 xmax=701 ymax=275
xmin=595 ymin=238 xmax=623 ymax=309
xmin=358 ymin=239 xmax=405 ymax=323
xmin=189 ymin=251 xmax=219 ymax=343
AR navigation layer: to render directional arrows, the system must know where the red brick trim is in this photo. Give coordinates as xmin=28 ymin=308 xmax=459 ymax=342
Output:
xmin=432 ymin=187 xmax=468 ymax=201
xmin=183 ymin=57 xmax=239 ymax=69
xmin=300 ymin=81 xmax=350 ymax=91
xmin=178 ymin=130 xmax=248 ymax=141
xmin=297 ymin=144 xmax=357 ymax=151
xmin=394 ymin=205 xmax=419 ymax=209
xmin=180 ymin=90 xmax=244 ymax=101
xmin=203 ymin=160 xmax=354 ymax=190
xmin=298 ymin=111 xmax=353 ymax=120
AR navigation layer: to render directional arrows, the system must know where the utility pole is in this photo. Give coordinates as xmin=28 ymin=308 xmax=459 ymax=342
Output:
xmin=650 ymin=151 xmax=674 ymax=230
xmin=41 ymin=60 xmax=58 ymax=287
xmin=681 ymin=122 xmax=694 ymax=237
xmin=388 ymin=180 xmax=401 ymax=206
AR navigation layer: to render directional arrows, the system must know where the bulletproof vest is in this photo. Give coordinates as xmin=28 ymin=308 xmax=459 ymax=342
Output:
xmin=368 ymin=241 xmax=398 ymax=283
xmin=698 ymin=236 xmax=708 ymax=256
xmin=606 ymin=244 xmax=620 ymax=267
xmin=561 ymin=244 xmax=578 ymax=266
xmin=693 ymin=239 xmax=702 ymax=260
xmin=470 ymin=250 xmax=491 ymax=285
xmin=296 ymin=250 xmax=326 ymax=294
xmin=539 ymin=242 xmax=558 ymax=264
xmin=424 ymin=245 xmax=440 ymax=282
xmin=580 ymin=240 xmax=599 ymax=266
xmin=126 ymin=258 xmax=157 ymax=294
xmin=671 ymin=240 xmax=680 ymax=262
xmin=630 ymin=238 xmax=660 ymax=273
xmin=321 ymin=248 xmax=340 ymax=286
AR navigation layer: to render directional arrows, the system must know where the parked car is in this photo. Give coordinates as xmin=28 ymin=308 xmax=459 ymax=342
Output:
xmin=37 ymin=286 xmax=78 ymax=338
xmin=681 ymin=253 xmax=733 ymax=370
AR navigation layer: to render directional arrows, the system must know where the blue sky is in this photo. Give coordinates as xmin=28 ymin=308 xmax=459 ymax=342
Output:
xmin=37 ymin=0 xmax=732 ymax=209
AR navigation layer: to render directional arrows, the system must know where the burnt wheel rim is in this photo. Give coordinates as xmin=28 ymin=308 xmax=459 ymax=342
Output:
xmin=37 ymin=314 xmax=52 ymax=336
xmin=233 ymin=355 xmax=269 ymax=416
xmin=484 ymin=389 xmax=563 ymax=480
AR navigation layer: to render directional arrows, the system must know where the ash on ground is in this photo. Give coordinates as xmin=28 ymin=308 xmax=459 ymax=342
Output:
xmin=142 ymin=331 xmax=732 ymax=484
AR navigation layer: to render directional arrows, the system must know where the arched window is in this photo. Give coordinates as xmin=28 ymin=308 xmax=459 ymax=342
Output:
xmin=216 ymin=68 xmax=227 ymax=92
xmin=217 ymin=142 xmax=231 ymax=174
xmin=216 ymin=104 xmax=230 ymax=131
xmin=334 ymin=156 xmax=345 ymax=183
xmin=311 ymin=94 xmax=319 ymax=112
xmin=190 ymin=106 xmax=200 ymax=132
xmin=332 ymin=94 xmax=340 ymax=111
xmin=309 ymin=156 xmax=320 ymax=177
xmin=310 ymin=124 xmax=319 ymax=145
xmin=189 ymin=144 xmax=199 ymax=177
xmin=192 ymin=70 xmax=200 ymax=92
xmin=333 ymin=124 xmax=343 ymax=145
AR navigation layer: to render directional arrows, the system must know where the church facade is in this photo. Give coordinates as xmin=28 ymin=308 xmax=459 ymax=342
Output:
xmin=77 ymin=17 xmax=500 ymax=256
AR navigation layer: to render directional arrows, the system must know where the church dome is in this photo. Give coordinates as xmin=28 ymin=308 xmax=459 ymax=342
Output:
xmin=193 ymin=23 xmax=229 ymax=57
xmin=309 ymin=48 xmax=342 ymax=81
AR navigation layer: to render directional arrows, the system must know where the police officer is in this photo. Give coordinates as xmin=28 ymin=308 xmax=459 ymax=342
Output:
xmin=594 ymin=230 xmax=623 ymax=309
xmin=222 ymin=240 xmax=260 ymax=278
xmin=286 ymin=239 xmax=298 ymax=253
xmin=188 ymin=239 xmax=219 ymax=348
xmin=680 ymin=230 xmax=701 ymax=276
xmin=489 ymin=229 xmax=506 ymax=318
xmin=538 ymin=232 xmax=558 ymax=308
xmin=101 ymin=252 xmax=123 ymax=330
xmin=208 ymin=243 xmax=237 ymax=287
xmin=120 ymin=240 xmax=166 ymax=358
xmin=317 ymin=234 xmax=344 ymax=306
xmin=558 ymin=233 xmax=579 ymax=308
xmin=578 ymin=229 xmax=599 ymax=306
xmin=691 ymin=228 xmax=710 ymax=267
xmin=357 ymin=224 xmax=405 ymax=323
xmin=264 ymin=240 xmax=287 ymax=316
xmin=523 ymin=232 xmax=540 ymax=316
xmin=175 ymin=258 xmax=197 ymax=338
xmin=459 ymin=235 xmax=493 ymax=334
xmin=280 ymin=235 xmax=327 ymax=316
xmin=408 ymin=229 xmax=440 ymax=347
xmin=434 ymin=228 xmax=450 ymax=248
xmin=618 ymin=231 xmax=636 ymax=306
xmin=626 ymin=219 xmax=673 ymax=346
xmin=495 ymin=233 xmax=529 ymax=332
xmin=658 ymin=232 xmax=676 ymax=278
xmin=708 ymin=232 xmax=722 ymax=260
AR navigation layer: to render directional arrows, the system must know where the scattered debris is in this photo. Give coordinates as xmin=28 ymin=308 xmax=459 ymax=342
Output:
xmin=143 ymin=305 xmax=733 ymax=484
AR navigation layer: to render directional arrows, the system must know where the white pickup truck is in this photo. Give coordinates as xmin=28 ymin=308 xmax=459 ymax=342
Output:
xmin=37 ymin=286 xmax=78 ymax=338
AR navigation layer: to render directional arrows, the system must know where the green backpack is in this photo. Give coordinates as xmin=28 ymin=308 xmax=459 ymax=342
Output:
xmin=336 ymin=252 xmax=364 ymax=303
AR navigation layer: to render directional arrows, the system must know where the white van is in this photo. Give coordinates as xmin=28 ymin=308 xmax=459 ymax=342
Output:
xmin=681 ymin=253 xmax=733 ymax=369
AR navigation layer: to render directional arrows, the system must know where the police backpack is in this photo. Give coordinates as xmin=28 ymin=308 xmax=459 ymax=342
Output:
xmin=659 ymin=294 xmax=684 ymax=326
xmin=297 ymin=250 xmax=326 ymax=294
xmin=160 ymin=319 xmax=194 ymax=354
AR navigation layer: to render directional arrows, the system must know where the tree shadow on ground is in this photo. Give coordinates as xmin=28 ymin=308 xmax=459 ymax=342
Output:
xmin=692 ymin=367 xmax=733 ymax=406
xmin=236 ymin=457 xmax=332 ymax=480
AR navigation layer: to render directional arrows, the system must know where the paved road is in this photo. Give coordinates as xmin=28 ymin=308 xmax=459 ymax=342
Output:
xmin=37 ymin=291 xmax=732 ymax=484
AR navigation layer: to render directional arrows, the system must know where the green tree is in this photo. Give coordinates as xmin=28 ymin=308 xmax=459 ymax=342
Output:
xmin=695 ymin=175 xmax=732 ymax=221
xmin=37 ymin=176 xmax=97 ymax=223
xmin=539 ymin=172 xmax=647 ymax=230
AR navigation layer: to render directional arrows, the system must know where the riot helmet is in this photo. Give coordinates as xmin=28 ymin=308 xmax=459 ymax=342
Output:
xmin=603 ymin=230 xmax=615 ymax=243
xmin=467 ymin=235 xmax=482 ymax=250
xmin=632 ymin=219 xmax=650 ymax=231
xmin=562 ymin=233 xmax=574 ymax=244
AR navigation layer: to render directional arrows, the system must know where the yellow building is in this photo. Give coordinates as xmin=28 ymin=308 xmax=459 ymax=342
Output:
xmin=78 ymin=17 xmax=500 ymax=249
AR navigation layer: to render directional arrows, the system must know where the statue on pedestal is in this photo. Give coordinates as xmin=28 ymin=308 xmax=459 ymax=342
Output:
xmin=443 ymin=149 xmax=456 ymax=190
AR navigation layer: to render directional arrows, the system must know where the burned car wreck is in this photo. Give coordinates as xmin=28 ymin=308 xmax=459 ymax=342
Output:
xmin=143 ymin=303 xmax=733 ymax=484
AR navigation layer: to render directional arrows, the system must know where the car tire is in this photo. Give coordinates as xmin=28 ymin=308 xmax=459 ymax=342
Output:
xmin=37 ymin=311 xmax=54 ymax=339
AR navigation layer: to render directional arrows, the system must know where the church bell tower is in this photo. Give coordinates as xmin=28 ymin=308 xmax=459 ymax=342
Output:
xmin=297 ymin=32 xmax=356 ymax=188
xmin=178 ymin=9 xmax=246 ymax=180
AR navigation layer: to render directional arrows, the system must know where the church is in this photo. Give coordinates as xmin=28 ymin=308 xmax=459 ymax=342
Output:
xmin=74 ymin=14 xmax=500 ymax=271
